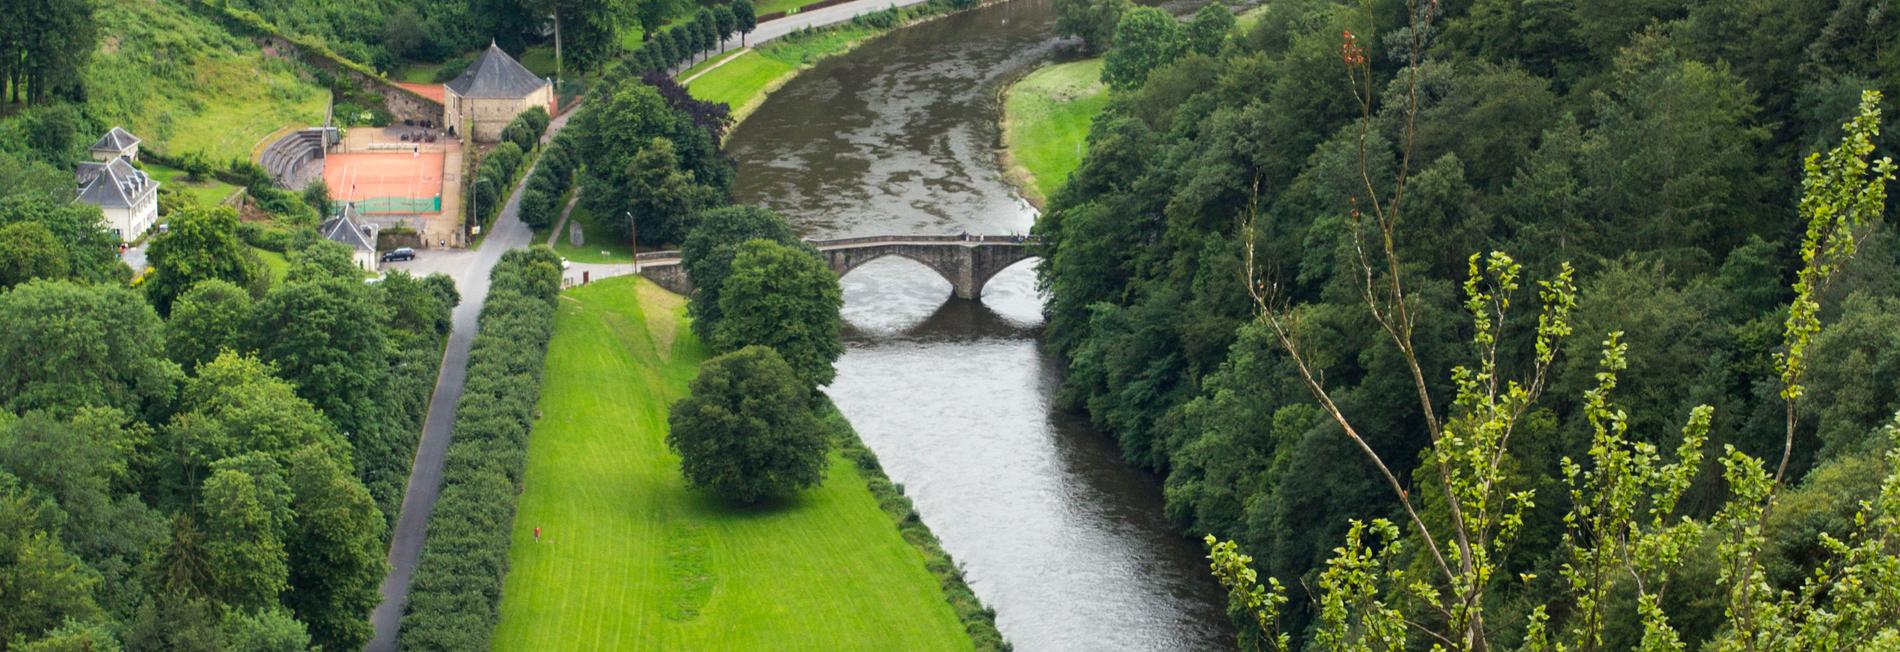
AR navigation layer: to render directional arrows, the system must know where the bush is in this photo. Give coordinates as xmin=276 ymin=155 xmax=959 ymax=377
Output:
xmin=397 ymin=247 xmax=562 ymax=651
xmin=179 ymin=152 xmax=216 ymax=181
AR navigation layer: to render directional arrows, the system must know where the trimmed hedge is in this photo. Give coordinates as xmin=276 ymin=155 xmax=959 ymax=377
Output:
xmin=396 ymin=247 xmax=564 ymax=651
xmin=822 ymin=401 xmax=1010 ymax=651
xmin=517 ymin=131 xmax=577 ymax=230
xmin=467 ymin=109 xmax=553 ymax=230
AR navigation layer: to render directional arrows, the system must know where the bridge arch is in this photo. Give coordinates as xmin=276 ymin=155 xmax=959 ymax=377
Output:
xmin=632 ymin=235 xmax=1039 ymax=301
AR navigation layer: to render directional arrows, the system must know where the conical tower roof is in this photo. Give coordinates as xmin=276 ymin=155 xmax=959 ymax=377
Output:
xmin=446 ymin=41 xmax=549 ymax=99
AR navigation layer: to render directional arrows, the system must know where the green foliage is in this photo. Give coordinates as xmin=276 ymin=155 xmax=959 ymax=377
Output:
xmin=0 ymin=476 xmax=102 ymax=645
xmin=0 ymin=281 xmax=178 ymax=418
xmin=144 ymin=206 xmax=259 ymax=315
xmin=681 ymin=204 xmax=800 ymax=343
xmin=165 ymin=279 xmax=254 ymax=373
xmin=398 ymin=247 xmax=562 ymax=651
xmin=0 ymin=221 xmax=71 ymax=290
xmin=574 ymin=78 xmax=733 ymax=243
xmin=667 ymin=346 xmax=829 ymax=502
xmin=0 ymin=0 xmax=98 ymax=104
xmin=712 ymin=239 xmax=844 ymax=387
xmin=1183 ymin=1 xmax=1235 ymax=57
xmin=1054 ymin=0 xmax=1130 ymax=53
xmin=0 ymin=154 xmax=124 ymax=284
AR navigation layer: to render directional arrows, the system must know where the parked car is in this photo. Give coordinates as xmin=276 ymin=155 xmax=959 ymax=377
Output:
xmin=381 ymin=247 xmax=416 ymax=262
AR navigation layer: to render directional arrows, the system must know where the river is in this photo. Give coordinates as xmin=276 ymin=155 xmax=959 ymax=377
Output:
xmin=723 ymin=0 xmax=1235 ymax=649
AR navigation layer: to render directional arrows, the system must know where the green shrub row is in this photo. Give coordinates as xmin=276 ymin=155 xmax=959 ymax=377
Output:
xmin=821 ymin=401 xmax=1011 ymax=651
xmin=396 ymin=247 xmax=564 ymax=651
xmin=518 ymin=131 xmax=578 ymax=230
xmin=467 ymin=108 xmax=552 ymax=232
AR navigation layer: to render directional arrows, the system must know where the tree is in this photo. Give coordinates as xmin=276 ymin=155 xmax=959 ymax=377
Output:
xmin=666 ymin=346 xmax=829 ymax=503
xmin=621 ymin=137 xmax=717 ymax=245
xmin=221 ymin=608 xmax=312 ymax=652
xmin=165 ymin=279 xmax=255 ymax=373
xmin=1183 ymin=1 xmax=1235 ymax=57
xmin=681 ymin=205 xmax=800 ymax=342
xmin=282 ymin=446 xmax=386 ymax=651
xmin=160 ymin=352 xmax=350 ymax=499
xmin=199 ymin=466 xmax=291 ymax=610
xmin=0 ymin=477 xmax=101 ymax=644
xmin=714 ymin=6 xmax=737 ymax=53
xmin=733 ymin=0 xmax=757 ymax=46
xmin=713 ymin=239 xmax=843 ymax=387
xmin=0 ymin=221 xmax=69 ymax=289
xmin=1 ymin=0 xmax=97 ymax=104
xmin=0 ymin=280 xmax=178 ymax=417
xmin=144 ymin=206 xmax=258 ymax=315
xmin=1054 ymin=0 xmax=1130 ymax=53
xmin=301 ymin=180 xmax=333 ymax=218
xmin=0 ymin=185 xmax=124 ymax=285
xmin=1102 ymin=7 xmax=1185 ymax=90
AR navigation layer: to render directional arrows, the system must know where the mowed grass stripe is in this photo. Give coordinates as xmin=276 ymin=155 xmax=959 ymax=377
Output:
xmin=493 ymin=276 xmax=973 ymax=651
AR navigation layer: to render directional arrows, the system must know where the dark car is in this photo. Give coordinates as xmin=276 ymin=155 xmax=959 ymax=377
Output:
xmin=381 ymin=247 xmax=416 ymax=262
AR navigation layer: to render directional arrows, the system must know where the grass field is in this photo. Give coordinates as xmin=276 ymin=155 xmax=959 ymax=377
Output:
xmin=145 ymin=162 xmax=241 ymax=207
xmin=1002 ymin=59 xmax=1109 ymax=205
xmin=253 ymin=247 xmax=288 ymax=284
xmin=678 ymin=48 xmax=747 ymax=80
xmin=492 ymin=277 xmax=973 ymax=650
xmin=548 ymin=204 xmax=637 ymax=264
xmin=684 ymin=50 xmax=796 ymax=110
xmin=75 ymin=0 xmax=329 ymax=164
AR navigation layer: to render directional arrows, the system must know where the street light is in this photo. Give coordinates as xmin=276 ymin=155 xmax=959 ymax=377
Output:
xmin=628 ymin=211 xmax=639 ymax=274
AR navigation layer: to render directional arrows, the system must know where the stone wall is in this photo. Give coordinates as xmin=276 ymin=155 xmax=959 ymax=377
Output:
xmin=258 ymin=35 xmax=444 ymax=124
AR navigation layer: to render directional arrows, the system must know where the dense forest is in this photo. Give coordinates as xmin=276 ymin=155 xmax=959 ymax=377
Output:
xmin=0 ymin=149 xmax=459 ymax=647
xmin=1040 ymin=0 xmax=1900 ymax=647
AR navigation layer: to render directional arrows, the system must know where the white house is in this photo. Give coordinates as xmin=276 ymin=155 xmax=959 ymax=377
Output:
xmin=88 ymin=126 xmax=141 ymax=162
xmin=322 ymin=207 xmax=380 ymax=272
xmin=75 ymin=155 xmax=159 ymax=243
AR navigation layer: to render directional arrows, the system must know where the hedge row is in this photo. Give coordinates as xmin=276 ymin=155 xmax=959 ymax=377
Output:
xmin=517 ymin=130 xmax=578 ymax=230
xmin=396 ymin=247 xmax=565 ymax=651
xmin=821 ymin=402 xmax=1011 ymax=651
xmin=467 ymin=108 xmax=551 ymax=229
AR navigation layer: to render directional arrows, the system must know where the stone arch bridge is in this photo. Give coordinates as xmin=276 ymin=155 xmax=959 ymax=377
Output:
xmin=632 ymin=234 xmax=1038 ymax=300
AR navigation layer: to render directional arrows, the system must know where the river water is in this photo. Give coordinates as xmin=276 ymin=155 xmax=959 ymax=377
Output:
xmin=724 ymin=0 xmax=1234 ymax=649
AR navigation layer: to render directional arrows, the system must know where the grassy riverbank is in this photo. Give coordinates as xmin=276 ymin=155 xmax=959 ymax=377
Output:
xmin=1000 ymin=58 xmax=1108 ymax=207
xmin=491 ymin=276 xmax=977 ymax=651
xmin=685 ymin=0 xmax=978 ymax=128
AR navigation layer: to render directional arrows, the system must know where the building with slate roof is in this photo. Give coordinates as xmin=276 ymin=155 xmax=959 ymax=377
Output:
xmin=321 ymin=204 xmax=381 ymax=272
xmin=444 ymin=41 xmax=553 ymax=143
xmin=75 ymin=136 xmax=159 ymax=242
xmin=89 ymin=126 xmax=142 ymax=162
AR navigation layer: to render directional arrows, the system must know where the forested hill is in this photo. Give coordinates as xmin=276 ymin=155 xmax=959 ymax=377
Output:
xmin=1039 ymin=0 xmax=1900 ymax=646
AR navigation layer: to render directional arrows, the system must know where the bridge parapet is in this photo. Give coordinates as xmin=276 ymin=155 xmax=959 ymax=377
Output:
xmin=631 ymin=234 xmax=1039 ymax=300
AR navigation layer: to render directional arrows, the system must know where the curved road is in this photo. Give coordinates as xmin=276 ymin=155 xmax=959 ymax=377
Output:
xmin=363 ymin=3 xmax=953 ymax=649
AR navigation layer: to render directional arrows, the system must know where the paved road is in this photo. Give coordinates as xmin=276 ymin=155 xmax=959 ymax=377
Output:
xmin=363 ymin=110 xmax=569 ymax=652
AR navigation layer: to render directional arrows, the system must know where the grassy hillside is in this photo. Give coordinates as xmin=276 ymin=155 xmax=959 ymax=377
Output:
xmin=86 ymin=0 xmax=329 ymax=163
xmin=492 ymin=277 xmax=974 ymax=651
xmin=1001 ymin=59 xmax=1107 ymax=206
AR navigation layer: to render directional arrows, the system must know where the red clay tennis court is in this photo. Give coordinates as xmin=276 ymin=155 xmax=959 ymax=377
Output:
xmin=324 ymin=151 xmax=445 ymax=214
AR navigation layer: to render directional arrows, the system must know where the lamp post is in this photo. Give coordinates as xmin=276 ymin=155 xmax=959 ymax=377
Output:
xmin=628 ymin=211 xmax=639 ymax=274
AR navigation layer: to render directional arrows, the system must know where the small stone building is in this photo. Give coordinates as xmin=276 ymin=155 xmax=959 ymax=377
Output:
xmin=75 ymin=150 xmax=159 ymax=243
xmin=89 ymin=126 xmax=141 ymax=162
xmin=321 ymin=206 xmax=380 ymax=272
xmin=444 ymin=42 xmax=553 ymax=143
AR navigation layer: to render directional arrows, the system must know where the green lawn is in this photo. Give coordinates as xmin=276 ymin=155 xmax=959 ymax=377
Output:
xmin=684 ymin=50 xmax=796 ymax=111
xmin=549 ymin=203 xmax=637 ymax=264
xmin=253 ymin=247 xmax=288 ymax=284
xmin=520 ymin=46 xmax=559 ymax=77
xmin=85 ymin=0 xmax=330 ymax=163
xmin=492 ymin=277 xmax=974 ymax=651
xmin=394 ymin=61 xmax=446 ymax=83
xmin=146 ymin=162 xmax=241 ymax=207
xmin=1002 ymin=59 xmax=1109 ymax=204
xmin=754 ymin=0 xmax=826 ymax=16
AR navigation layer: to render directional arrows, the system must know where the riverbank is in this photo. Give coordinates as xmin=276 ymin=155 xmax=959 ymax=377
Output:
xmin=491 ymin=275 xmax=987 ymax=650
xmin=999 ymin=58 xmax=1108 ymax=209
xmin=686 ymin=0 xmax=988 ymax=129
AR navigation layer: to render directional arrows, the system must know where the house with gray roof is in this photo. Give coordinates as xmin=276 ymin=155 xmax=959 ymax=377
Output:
xmin=321 ymin=205 xmax=381 ymax=272
xmin=75 ymin=148 xmax=159 ymax=243
xmin=443 ymin=41 xmax=553 ymax=143
xmin=89 ymin=126 xmax=141 ymax=162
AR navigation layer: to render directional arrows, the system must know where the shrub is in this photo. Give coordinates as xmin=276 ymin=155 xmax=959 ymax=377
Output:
xmin=667 ymin=346 xmax=829 ymax=502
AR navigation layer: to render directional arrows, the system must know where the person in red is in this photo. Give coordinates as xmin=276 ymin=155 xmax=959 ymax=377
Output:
xmin=533 ymin=527 xmax=541 ymax=542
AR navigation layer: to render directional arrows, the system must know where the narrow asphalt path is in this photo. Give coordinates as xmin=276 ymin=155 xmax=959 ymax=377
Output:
xmin=364 ymin=110 xmax=569 ymax=652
